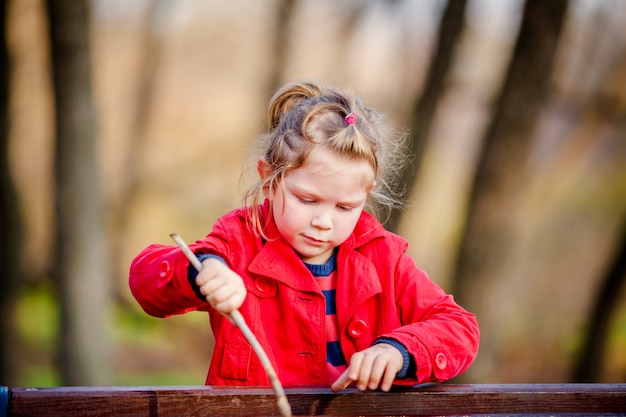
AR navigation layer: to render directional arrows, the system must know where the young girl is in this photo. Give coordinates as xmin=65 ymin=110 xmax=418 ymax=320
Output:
xmin=129 ymin=81 xmax=479 ymax=392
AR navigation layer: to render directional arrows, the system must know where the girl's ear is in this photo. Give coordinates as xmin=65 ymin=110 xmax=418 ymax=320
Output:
xmin=257 ymin=157 xmax=272 ymax=198
xmin=257 ymin=157 xmax=271 ymax=180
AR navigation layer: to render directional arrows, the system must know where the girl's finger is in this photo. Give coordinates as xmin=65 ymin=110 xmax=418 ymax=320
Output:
xmin=353 ymin=353 xmax=374 ymax=391
xmin=367 ymin=355 xmax=388 ymax=390
xmin=379 ymin=365 xmax=397 ymax=392
xmin=330 ymin=369 xmax=353 ymax=392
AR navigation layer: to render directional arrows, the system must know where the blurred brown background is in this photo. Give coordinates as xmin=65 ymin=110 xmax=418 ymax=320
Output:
xmin=1 ymin=0 xmax=625 ymax=387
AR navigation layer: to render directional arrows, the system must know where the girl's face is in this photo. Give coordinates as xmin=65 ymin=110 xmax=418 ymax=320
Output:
xmin=260 ymin=147 xmax=375 ymax=264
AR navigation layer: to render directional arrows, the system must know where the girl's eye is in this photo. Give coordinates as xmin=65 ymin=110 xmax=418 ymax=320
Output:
xmin=338 ymin=205 xmax=353 ymax=212
xmin=299 ymin=197 xmax=315 ymax=204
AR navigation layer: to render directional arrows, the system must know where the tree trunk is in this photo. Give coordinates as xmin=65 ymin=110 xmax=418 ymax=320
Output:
xmin=452 ymin=0 xmax=569 ymax=381
xmin=386 ymin=0 xmax=467 ymax=232
xmin=0 ymin=0 xmax=22 ymax=387
xmin=266 ymin=0 xmax=295 ymax=96
xmin=45 ymin=0 xmax=111 ymax=385
xmin=573 ymin=217 xmax=626 ymax=382
xmin=109 ymin=0 xmax=164 ymax=307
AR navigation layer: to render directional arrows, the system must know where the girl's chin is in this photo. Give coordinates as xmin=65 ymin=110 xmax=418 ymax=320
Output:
xmin=295 ymin=248 xmax=329 ymax=264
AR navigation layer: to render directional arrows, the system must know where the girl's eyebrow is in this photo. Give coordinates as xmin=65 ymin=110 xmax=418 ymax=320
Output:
xmin=341 ymin=197 xmax=368 ymax=207
xmin=289 ymin=184 xmax=318 ymax=198
xmin=287 ymin=177 xmax=368 ymax=204
xmin=297 ymin=189 xmax=367 ymax=207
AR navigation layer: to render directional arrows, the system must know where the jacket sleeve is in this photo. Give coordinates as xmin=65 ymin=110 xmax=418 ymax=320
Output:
xmin=381 ymin=253 xmax=480 ymax=384
xmin=128 ymin=243 xmax=211 ymax=317
xmin=128 ymin=217 xmax=237 ymax=318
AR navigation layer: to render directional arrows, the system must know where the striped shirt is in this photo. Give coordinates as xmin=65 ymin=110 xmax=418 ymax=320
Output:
xmin=304 ymin=254 xmax=347 ymax=383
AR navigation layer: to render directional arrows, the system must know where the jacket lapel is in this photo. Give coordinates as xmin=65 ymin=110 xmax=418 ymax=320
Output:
xmin=246 ymin=201 xmax=388 ymax=303
xmin=248 ymin=238 xmax=320 ymax=292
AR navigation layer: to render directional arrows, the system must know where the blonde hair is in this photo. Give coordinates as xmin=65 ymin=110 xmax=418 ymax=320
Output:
xmin=243 ymin=81 xmax=407 ymax=235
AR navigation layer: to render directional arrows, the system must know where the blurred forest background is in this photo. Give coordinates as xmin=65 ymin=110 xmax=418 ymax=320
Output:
xmin=1 ymin=0 xmax=625 ymax=387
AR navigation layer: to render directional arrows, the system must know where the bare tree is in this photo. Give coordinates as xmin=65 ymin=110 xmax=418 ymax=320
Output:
xmin=0 ymin=0 xmax=22 ymax=386
xmin=266 ymin=0 xmax=296 ymax=95
xmin=573 ymin=213 xmax=626 ymax=381
xmin=45 ymin=0 xmax=111 ymax=385
xmin=386 ymin=0 xmax=467 ymax=232
xmin=109 ymin=1 xmax=165 ymax=306
xmin=452 ymin=0 xmax=569 ymax=380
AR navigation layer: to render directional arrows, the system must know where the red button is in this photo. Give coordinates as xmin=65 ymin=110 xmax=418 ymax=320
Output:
xmin=347 ymin=320 xmax=368 ymax=339
xmin=435 ymin=353 xmax=447 ymax=370
xmin=252 ymin=277 xmax=276 ymax=297
xmin=158 ymin=261 xmax=171 ymax=278
xmin=255 ymin=278 xmax=271 ymax=293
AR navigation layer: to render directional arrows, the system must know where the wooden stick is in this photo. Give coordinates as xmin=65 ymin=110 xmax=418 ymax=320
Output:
xmin=169 ymin=233 xmax=292 ymax=417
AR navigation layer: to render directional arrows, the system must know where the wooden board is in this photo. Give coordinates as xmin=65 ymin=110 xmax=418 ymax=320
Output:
xmin=5 ymin=383 xmax=626 ymax=416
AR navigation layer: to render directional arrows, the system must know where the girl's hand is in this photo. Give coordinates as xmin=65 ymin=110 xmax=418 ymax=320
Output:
xmin=330 ymin=343 xmax=404 ymax=392
xmin=196 ymin=258 xmax=246 ymax=315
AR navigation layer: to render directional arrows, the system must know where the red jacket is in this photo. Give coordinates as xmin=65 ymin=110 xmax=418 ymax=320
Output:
xmin=129 ymin=201 xmax=479 ymax=386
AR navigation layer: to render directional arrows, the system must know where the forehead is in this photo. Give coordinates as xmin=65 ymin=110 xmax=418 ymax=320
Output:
xmin=288 ymin=147 xmax=376 ymax=189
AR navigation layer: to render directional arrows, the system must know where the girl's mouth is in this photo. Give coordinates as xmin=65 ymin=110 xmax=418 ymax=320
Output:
xmin=303 ymin=235 xmax=325 ymax=245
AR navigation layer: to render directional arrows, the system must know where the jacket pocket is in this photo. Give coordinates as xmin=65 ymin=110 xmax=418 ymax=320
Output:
xmin=220 ymin=336 xmax=252 ymax=381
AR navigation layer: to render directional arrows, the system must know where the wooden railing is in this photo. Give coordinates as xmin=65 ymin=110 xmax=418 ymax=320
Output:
xmin=2 ymin=383 xmax=626 ymax=416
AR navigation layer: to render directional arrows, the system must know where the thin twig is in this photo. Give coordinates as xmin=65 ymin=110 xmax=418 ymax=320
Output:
xmin=169 ymin=233 xmax=292 ymax=417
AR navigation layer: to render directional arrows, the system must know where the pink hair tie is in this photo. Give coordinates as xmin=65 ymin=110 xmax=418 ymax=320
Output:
xmin=345 ymin=112 xmax=357 ymax=126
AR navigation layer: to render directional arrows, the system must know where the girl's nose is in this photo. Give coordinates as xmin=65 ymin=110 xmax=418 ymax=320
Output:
xmin=311 ymin=211 xmax=332 ymax=229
